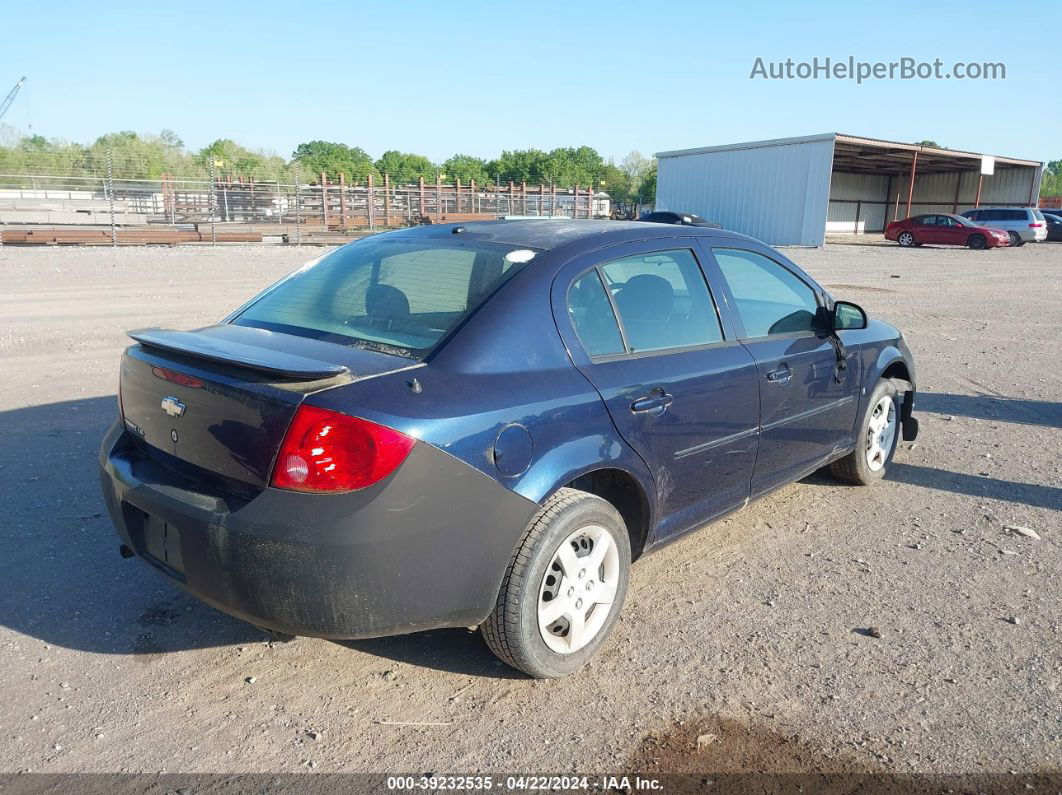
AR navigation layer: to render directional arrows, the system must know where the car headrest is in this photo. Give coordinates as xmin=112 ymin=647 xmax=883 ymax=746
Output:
xmin=365 ymin=284 xmax=410 ymax=328
xmin=615 ymin=274 xmax=674 ymax=323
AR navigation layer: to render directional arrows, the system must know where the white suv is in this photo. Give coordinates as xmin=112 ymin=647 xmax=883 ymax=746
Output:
xmin=961 ymin=207 xmax=1048 ymax=246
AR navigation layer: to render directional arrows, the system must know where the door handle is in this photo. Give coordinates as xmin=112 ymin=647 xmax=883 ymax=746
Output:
xmin=766 ymin=365 xmax=792 ymax=385
xmin=630 ymin=391 xmax=674 ymax=416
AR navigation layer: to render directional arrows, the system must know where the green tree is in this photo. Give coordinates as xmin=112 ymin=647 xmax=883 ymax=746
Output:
xmin=542 ymin=146 xmax=605 ymax=186
xmin=494 ymin=148 xmax=549 ymax=183
xmin=374 ymin=150 xmax=436 ymax=184
xmin=914 ymin=140 xmax=943 ymax=148
xmin=599 ymin=161 xmax=634 ymax=215
xmin=1041 ymin=160 xmax=1062 ymax=197
xmin=291 ymin=141 xmax=378 ymax=184
xmin=195 ymin=139 xmax=289 ymax=181
xmin=638 ymin=162 xmax=657 ymax=205
xmin=441 ymin=153 xmax=491 ymax=184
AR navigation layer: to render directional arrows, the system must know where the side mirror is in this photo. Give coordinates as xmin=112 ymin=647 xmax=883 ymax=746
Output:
xmin=833 ymin=301 xmax=868 ymax=331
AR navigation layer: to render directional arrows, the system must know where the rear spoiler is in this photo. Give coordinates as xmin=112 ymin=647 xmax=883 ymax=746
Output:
xmin=127 ymin=328 xmax=349 ymax=380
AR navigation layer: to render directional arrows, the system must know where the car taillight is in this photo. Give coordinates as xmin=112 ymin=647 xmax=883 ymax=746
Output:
xmin=270 ymin=405 xmax=414 ymax=493
xmin=1029 ymin=223 xmax=1043 ymax=228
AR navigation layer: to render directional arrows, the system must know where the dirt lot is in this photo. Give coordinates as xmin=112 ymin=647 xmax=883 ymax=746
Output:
xmin=0 ymin=239 xmax=1059 ymax=783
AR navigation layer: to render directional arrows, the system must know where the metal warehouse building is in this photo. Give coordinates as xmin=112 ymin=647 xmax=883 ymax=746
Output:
xmin=655 ymin=133 xmax=1044 ymax=246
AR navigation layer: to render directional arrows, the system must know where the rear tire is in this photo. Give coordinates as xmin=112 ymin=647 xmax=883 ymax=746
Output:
xmin=897 ymin=231 xmax=915 ymax=247
xmin=1008 ymin=231 xmax=1025 ymax=247
xmin=482 ymin=488 xmax=631 ymax=678
xmin=830 ymin=380 xmax=900 ymax=485
xmin=967 ymin=234 xmax=986 ymax=250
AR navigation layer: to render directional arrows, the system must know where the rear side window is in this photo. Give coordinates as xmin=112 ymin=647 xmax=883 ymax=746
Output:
xmin=567 ymin=271 xmax=624 ymax=357
xmin=1001 ymin=209 xmax=1025 ymax=221
xmin=233 ymin=237 xmax=536 ymax=357
xmin=599 ymin=249 xmax=723 ymax=353
xmin=713 ymin=248 xmax=820 ymax=338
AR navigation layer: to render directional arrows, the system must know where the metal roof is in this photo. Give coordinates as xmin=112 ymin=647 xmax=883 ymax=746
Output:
xmin=657 ymin=133 xmax=1042 ymax=175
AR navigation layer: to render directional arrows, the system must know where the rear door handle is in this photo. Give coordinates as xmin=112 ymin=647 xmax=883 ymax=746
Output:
xmin=766 ymin=365 xmax=792 ymax=385
xmin=630 ymin=391 xmax=674 ymax=416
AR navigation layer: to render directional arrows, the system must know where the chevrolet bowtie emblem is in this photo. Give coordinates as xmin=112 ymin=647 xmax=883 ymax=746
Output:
xmin=161 ymin=396 xmax=186 ymax=418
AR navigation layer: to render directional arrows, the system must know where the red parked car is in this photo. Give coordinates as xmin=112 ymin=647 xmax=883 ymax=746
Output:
xmin=885 ymin=213 xmax=1010 ymax=250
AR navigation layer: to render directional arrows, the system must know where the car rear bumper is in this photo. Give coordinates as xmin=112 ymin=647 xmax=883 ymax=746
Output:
xmin=1015 ymin=227 xmax=1047 ymax=242
xmin=99 ymin=420 xmax=537 ymax=639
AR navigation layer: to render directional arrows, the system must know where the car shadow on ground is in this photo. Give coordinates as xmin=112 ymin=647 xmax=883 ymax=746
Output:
xmin=0 ymin=395 xmax=266 ymax=656
xmin=917 ymin=391 xmax=1062 ymax=428
xmin=0 ymin=395 xmax=518 ymax=676
xmin=802 ymin=461 xmax=1060 ymax=510
xmin=886 ymin=464 xmax=1062 ymax=511
xmin=338 ymin=630 xmax=524 ymax=680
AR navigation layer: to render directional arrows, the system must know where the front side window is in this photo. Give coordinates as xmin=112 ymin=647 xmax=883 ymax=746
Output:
xmin=599 ymin=249 xmax=723 ymax=353
xmin=233 ymin=237 xmax=536 ymax=357
xmin=713 ymin=248 xmax=821 ymax=338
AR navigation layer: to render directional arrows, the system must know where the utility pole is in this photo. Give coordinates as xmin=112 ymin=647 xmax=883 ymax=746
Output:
xmin=107 ymin=149 xmax=116 ymax=247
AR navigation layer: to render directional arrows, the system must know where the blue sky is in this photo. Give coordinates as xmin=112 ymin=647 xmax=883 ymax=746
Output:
xmin=2 ymin=0 xmax=1058 ymax=163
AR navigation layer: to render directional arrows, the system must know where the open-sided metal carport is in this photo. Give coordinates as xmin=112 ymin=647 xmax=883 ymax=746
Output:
xmin=655 ymin=133 xmax=1044 ymax=246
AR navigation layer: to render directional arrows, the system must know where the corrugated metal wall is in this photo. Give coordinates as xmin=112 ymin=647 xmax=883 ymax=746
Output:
xmin=828 ymin=172 xmax=890 ymax=233
xmin=656 ymin=137 xmax=836 ymax=246
xmin=893 ymin=166 xmax=1039 ymax=216
xmin=828 ymin=165 xmax=1040 ymax=232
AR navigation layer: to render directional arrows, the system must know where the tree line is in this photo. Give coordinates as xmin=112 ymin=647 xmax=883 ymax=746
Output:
xmin=0 ymin=129 xmax=658 ymax=208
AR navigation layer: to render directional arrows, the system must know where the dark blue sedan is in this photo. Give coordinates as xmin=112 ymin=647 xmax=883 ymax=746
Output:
xmin=99 ymin=220 xmax=917 ymax=678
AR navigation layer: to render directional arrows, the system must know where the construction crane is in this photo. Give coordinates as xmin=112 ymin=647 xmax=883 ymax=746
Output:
xmin=0 ymin=76 xmax=26 ymax=122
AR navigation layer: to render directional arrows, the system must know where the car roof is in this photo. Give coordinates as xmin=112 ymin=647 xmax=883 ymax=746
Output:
xmin=382 ymin=219 xmax=756 ymax=252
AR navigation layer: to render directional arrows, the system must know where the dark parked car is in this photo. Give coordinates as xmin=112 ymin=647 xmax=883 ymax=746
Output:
xmin=100 ymin=221 xmax=917 ymax=678
xmin=885 ymin=213 xmax=1010 ymax=249
xmin=638 ymin=210 xmax=722 ymax=228
xmin=1039 ymin=209 xmax=1062 ymax=241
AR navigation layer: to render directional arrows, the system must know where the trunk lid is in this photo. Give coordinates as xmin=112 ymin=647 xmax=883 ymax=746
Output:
xmin=119 ymin=324 xmax=416 ymax=492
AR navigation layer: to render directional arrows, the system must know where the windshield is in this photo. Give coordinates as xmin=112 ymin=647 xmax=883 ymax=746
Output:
xmin=233 ymin=236 xmax=538 ymax=357
xmin=952 ymin=215 xmax=975 ymax=227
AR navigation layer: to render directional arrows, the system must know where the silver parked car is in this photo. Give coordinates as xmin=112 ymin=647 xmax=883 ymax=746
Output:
xmin=960 ymin=207 xmax=1048 ymax=246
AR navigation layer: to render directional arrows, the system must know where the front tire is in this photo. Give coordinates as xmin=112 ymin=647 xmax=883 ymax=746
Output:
xmin=830 ymin=380 xmax=900 ymax=485
xmin=967 ymin=234 xmax=986 ymax=250
xmin=897 ymin=231 xmax=915 ymax=247
xmin=482 ymin=488 xmax=631 ymax=678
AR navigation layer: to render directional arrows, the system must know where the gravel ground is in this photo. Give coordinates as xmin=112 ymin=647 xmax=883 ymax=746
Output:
xmin=0 ymin=240 xmax=1059 ymax=783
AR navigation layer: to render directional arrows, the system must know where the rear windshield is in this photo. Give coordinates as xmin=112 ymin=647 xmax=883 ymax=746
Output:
xmin=1032 ymin=209 xmax=1045 ymax=221
xmin=232 ymin=236 xmax=538 ymax=357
